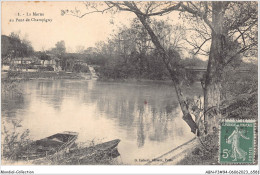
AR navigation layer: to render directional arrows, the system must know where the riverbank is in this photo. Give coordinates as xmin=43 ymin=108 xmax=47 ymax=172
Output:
xmin=2 ymin=71 xmax=200 ymax=86
xmin=145 ymin=137 xmax=198 ymax=165
xmin=98 ymin=76 xmax=171 ymax=82
xmin=98 ymin=77 xmax=175 ymax=84
xmin=2 ymin=71 xmax=196 ymax=86
xmin=143 ymin=137 xmax=218 ymax=165
xmin=143 ymin=137 xmax=220 ymax=165
xmin=2 ymin=71 xmax=91 ymax=80
xmin=176 ymin=141 xmax=218 ymax=165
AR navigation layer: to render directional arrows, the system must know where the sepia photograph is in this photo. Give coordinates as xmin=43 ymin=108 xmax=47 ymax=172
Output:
xmin=1 ymin=1 xmax=258 ymax=173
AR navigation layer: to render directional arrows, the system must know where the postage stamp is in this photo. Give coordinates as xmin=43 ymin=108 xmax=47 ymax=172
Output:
xmin=219 ymin=120 xmax=255 ymax=164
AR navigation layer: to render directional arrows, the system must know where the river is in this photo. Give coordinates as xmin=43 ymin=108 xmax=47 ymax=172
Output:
xmin=2 ymin=79 xmax=202 ymax=164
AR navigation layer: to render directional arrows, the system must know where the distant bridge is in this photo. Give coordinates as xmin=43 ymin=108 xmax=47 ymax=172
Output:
xmin=185 ymin=67 xmax=251 ymax=73
xmin=184 ymin=66 xmax=252 ymax=81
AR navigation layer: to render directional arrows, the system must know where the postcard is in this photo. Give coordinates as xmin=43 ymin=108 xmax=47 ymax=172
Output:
xmin=1 ymin=1 xmax=258 ymax=174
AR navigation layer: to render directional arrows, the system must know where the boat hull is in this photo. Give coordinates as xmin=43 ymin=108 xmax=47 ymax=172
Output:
xmin=18 ymin=131 xmax=78 ymax=160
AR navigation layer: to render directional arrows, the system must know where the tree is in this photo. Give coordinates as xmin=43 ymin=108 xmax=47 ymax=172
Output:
xmin=38 ymin=52 xmax=51 ymax=65
xmin=1 ymin=35 xmax=12 ymax=63
xmin=54 ymin=40 xmax=66 ymax=54
xmin=1 ymin=33 xmax=34 ymax=67
xmin=62 ymin=2 xmax=257 ymax=137
xmin=175 ymin=2 xmax=257 ymax=134
xmin=92 ymin=18 xmax=182 ymax=79
xmin=50 ymin=40 xmax=67 ymax=70
xmin=8 ymin=32 xmax=34 ymax=58
xmin=76 ymin=45 xmax=85 ymax=54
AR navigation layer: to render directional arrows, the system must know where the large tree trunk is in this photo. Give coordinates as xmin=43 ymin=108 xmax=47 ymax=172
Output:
xmin=204 ymin=2 xmax=225 ymax=134
xmin=174 ymin=82 xmax=199 ymax=134
xmin=135 ymin=13 xmax=198 ymax=135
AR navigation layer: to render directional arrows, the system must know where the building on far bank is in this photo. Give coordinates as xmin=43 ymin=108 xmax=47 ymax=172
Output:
xmin=40 ymin=54 xmax=61 ymax=71
xmin=1 ymin=54 xmax=62 ymax=72
xmin=13 ymin=56 xmax=39 ymax=65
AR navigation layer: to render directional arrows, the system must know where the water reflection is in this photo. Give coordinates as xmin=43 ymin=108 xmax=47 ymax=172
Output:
xmin=137 ymin=106 xmax=145 ymax=147
xmin=2 ymin=80 xmax=202 ymax=164
xmin=1 ymin=89 xmax=29 ymax=119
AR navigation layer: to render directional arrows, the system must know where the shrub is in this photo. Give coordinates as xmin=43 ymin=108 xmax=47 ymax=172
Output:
xmin=1 ymin=120 xmax=31 ymax=161
xmin=38 ymin=66 xmax=54 ymax=71
xmin=73 ymin=64 xmax=89 ymax=73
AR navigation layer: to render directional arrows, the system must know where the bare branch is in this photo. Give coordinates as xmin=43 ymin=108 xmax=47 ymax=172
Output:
xmin=194 ymin=38 xmax=211 ymax=55
xmin=189 ymin=2 xmax=199 ymax=12
xmin=147 ymin=3 xmax=165 ymax=15
xmin=146 ymin=2 xmax=182 ymax=16
xmin=179 ymin=3 xmax=214 ymax=32
xmin=184 ymin=38 xmax=210 ymax=55
xmin=145 ymin=2 xmax=153 ymax=15
xmin=233 ymin=19 xmax=257 ymax=42
xmin=237 ymin=28 xmax=246 ymax=47
xmin=108 ymin=1 xmax=141 ymax=15
xmin=61 ymin=3 xmax=114 ymax=18
xmin=224 ymin=43 xmax=257 ymax=66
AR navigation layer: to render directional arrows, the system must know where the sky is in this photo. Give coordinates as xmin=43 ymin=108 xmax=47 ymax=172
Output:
xmin=2 ymin=1 xmax=257 ymax=62
xmin=1 ymin=1 xmax=137 ymax=52
xmin=2 ymin=1 xmax=209 ymax=60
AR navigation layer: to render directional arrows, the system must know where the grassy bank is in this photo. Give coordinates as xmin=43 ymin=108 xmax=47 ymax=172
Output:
xmin=178 ymin=140 xmax=258 ymax=165
xmin=177 ymin=91 xmax=258 ymax=165
xmin=177 ymin=141 xmax=218 ymax=165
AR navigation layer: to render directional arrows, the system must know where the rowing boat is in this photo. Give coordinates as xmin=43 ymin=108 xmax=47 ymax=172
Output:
xmin=18 ymin=131 xmax=78 ymax=160
xmin=70 ymin=139 xmax=120 ymax=156
xmin=58 ymin=139 xmax=121 ymax=164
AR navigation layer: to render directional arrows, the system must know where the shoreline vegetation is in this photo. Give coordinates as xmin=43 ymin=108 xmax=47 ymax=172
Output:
xmin=2 ymin=71 xmax=89 ymax=80
xmin=1 ymin=70 xmax=179 ymax=86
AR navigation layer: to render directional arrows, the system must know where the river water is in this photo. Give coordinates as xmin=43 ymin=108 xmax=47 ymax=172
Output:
xmin=2 ymin=79 xmax=202 ymax=164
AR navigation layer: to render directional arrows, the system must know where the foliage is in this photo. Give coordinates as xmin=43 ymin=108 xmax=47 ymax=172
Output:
xmin=1 ymin=71 xmax=23 ymax=96
xmin=221 ymin=62 xmax=258 ymax=119
xmin=1 ymin=35 xmax=12 ymax=60
xmin=89 ymin=18 xmax=195 ymax=80
xmin=51 ymin=40 xmax=66 ymax=55
xmin=49 ymin=40 xmax=68 ymax=70
xmin=4 ymin=71 xmax=85 ymax=80
xmin=1 ymin=120 xmax=31 ymax=161
xmin=73 ymin=64 xmax=89 ymax=73
xmin=37 ymin=52 xmax=51 ymax=62
xmin=1 ymin=33 xmax=34 ymax=61
xmin=222 ymin=62 xmax=257 ymax=98
xmin=38 ymin=65 xmax=55 ymax=71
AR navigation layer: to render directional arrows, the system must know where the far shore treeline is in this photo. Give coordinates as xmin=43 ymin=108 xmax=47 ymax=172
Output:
xmin=1 ymin=18 xmax=257 ymax=82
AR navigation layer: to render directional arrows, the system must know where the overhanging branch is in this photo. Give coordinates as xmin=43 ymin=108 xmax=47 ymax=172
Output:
xmin=194 ymin=38 xmax=211 ymax=55
xmin=224 ymin=43 xmax=257 ymax=67
xmin=179 ymin=3 xmax=215 ymax=33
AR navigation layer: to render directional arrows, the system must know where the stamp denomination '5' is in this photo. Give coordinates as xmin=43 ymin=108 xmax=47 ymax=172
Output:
xmin=219 ymin=120 xmax=255 ymax=164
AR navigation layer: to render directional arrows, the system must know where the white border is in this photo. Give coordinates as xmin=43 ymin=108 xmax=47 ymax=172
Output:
xmin=1 ymin=165 xmax=260 ymax=174
xmin=0 ymin=0 xmax=259 ymax=174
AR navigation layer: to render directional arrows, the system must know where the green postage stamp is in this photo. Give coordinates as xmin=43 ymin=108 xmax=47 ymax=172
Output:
xmin=219 ymin=119 xmax=255 ymax=164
